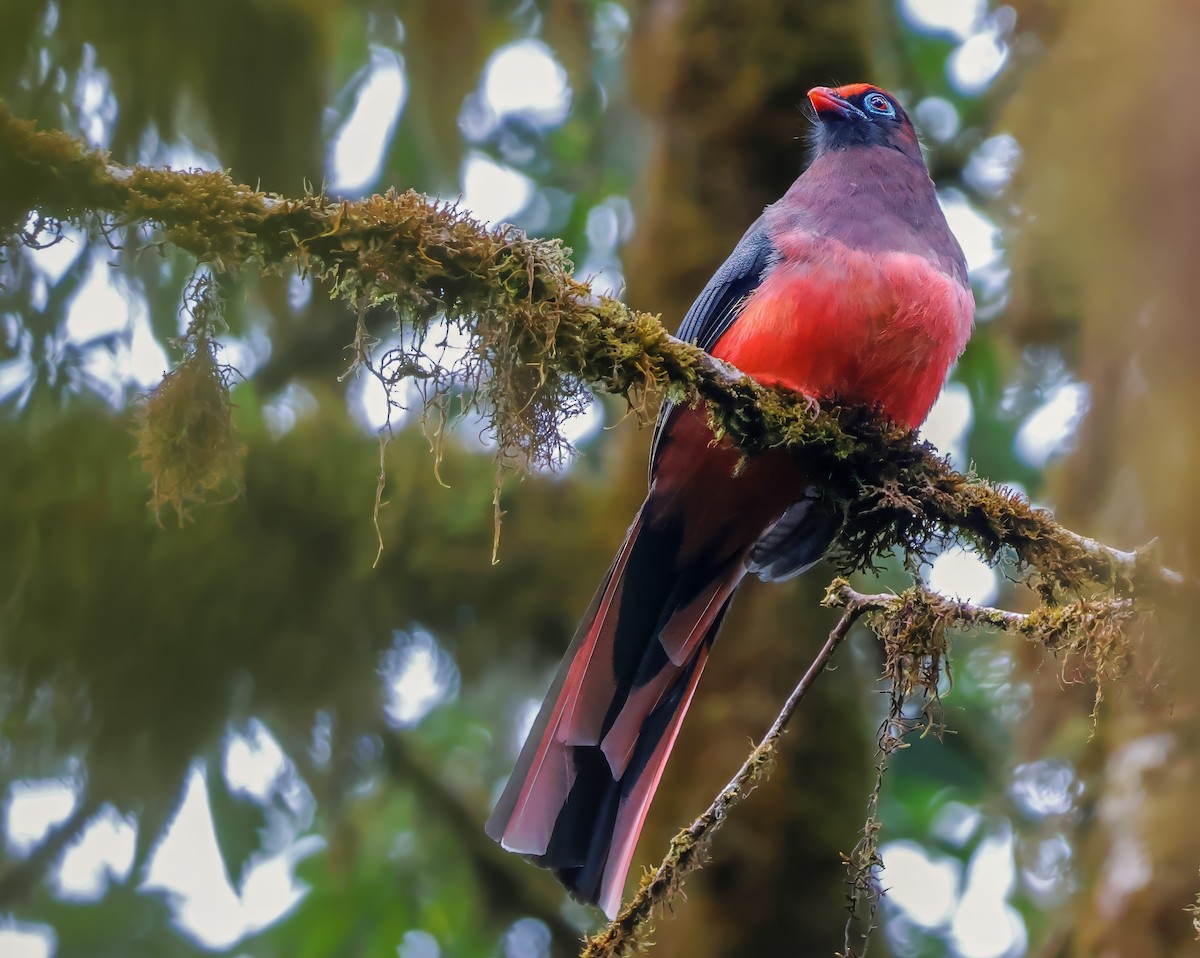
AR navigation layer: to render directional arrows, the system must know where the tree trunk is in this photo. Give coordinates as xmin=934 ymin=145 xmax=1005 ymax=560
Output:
xmin=1006 ymin=2 xmax=1200 ymax=953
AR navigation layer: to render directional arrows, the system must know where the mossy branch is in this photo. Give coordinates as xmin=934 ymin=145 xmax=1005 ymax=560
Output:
xmin=583 ymin=578 xmax=1146 ymax=957
xmin=0 ymin=103 xmax=1180 ymax=593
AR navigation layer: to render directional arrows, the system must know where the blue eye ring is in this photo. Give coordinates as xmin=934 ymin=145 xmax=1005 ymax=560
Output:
xmin=864 ymin=92 xmax=895 ymax=117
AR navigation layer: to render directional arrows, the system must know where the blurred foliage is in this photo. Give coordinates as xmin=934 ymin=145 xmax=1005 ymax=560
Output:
xmin=0 ymin=1 xmax=1178 ymax=958
xmin=1001 ymin=1 xmax=1200 ymax=956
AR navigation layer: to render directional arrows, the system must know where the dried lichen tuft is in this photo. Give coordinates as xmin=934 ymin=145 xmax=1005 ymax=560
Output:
xmin=1019 ymin=597 xmax=1138 ymax=682
xmin=1016 ymin=596 xmax=1141 ymax=720
xmin=134 ymin=277 xmax=243 ymax=522
xmin=869 ymin=588 xmax=953 ymax=734
xmin=320 ymin=197 xmax=602 ymax=481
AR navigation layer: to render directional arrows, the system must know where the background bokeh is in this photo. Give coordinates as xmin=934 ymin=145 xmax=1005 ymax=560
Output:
xmin=1 ymin=2 xmax=1196 ymax=957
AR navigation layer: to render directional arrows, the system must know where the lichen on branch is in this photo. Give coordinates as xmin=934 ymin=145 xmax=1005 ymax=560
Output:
xmin=0 ymin=102 xmax=1176 ymax=594
xmin=133 ymin=274 xmax=244 ymax=521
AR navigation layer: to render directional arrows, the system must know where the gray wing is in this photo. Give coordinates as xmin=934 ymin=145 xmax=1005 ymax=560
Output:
xmin=676 ymin=215 xmax=777 ymax=352
xmin=745 ymin=492 xmax=843 ymax=582
xmin=649 ymin=216 xmax=777 ymax=471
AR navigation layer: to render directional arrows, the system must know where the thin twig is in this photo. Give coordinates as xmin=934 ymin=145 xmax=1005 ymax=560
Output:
xmin=825 ymin=581 xmax=1137 ymax=648
xmin=828 ymin=584 xmax=1033 ymax=628
xmin=581 ymin=598 xmax=870 ymax=958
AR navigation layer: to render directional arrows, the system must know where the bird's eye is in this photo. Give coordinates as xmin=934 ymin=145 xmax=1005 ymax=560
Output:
xmin=864 ymin=93 xmax=895 ymax=117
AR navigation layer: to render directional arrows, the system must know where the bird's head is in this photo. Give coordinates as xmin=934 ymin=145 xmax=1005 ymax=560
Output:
xmin=807 ymin=84 xmax=921 ymax=161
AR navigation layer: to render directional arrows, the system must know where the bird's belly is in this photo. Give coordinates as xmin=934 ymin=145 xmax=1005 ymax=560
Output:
xmin=711 ymin=248 xmax=973 ymax=428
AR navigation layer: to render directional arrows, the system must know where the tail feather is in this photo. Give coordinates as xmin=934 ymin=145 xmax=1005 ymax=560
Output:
xmin=486 ymin=518 xmax=643 ymax=857
xmin=591 ymin=602 xmax=729 ymax=917
xmin=561 ymin=637 xmax=717 ymax=918
xmin=599 ymin=570 xmax=739 ymax=776
xmin=485 ymin=507 xmax=744 ymax=917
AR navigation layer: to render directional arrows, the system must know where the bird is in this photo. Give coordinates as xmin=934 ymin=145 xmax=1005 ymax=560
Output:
xmin=486 ymin=83 xmax=975 ymax=919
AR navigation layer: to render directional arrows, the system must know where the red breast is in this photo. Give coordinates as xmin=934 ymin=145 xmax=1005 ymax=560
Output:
xmin=713 ymin=238 xmax=972 ymax=428
xmin=712 ymin=83 xmax=974 ymax=429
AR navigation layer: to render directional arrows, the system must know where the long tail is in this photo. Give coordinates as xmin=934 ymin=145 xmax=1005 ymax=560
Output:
xmin=486 ymin=505 xmax=745 ymax=918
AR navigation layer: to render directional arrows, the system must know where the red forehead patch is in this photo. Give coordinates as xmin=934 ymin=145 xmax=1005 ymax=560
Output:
xmin=832 ymin=82 xmax=882 ymax=99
